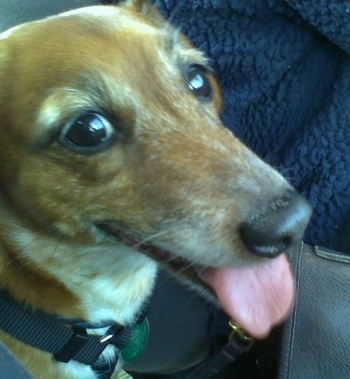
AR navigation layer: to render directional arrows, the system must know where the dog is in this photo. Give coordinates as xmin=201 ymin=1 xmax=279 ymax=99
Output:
xmin=0 ymin=1 xmax=312 ymax=378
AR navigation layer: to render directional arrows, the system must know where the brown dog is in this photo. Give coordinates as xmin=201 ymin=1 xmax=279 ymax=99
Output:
xmin=0 ymin=1 xmax=311 ymax=378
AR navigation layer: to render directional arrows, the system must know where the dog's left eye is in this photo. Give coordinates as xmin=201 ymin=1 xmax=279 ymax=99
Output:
xmin=62 ymin=113 xmax=116 ymax=153
xmin=186 ymin=64 xmax=212 ymax=100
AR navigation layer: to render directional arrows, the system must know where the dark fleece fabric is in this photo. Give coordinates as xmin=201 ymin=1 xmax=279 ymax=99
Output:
xmin=155 ymin=0 xmax=350 ymax=252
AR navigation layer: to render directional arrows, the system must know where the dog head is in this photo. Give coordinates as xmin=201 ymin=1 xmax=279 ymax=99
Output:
xmin=0 ymin=1 xmax=311 ymax=337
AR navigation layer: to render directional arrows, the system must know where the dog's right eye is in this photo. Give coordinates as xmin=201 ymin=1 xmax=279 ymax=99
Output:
xmin=61 ymin=113 xmax=117 ymax=153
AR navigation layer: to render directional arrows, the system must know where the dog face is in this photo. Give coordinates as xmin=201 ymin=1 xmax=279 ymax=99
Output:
xmin=0 ymin=3 xmax=293 ymax=264
xmin=0 ymin=2 xmax=311 ymax=370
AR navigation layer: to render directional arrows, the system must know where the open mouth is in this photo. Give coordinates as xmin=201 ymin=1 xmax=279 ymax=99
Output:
xmin=97 ymin=223 xmax=295 ymax=339
xmin=97 ymin=224 xmax=205 ymax=285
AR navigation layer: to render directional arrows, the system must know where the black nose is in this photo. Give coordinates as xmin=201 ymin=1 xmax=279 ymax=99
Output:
xmin=239 ymin=190 xmax=312 ymax=258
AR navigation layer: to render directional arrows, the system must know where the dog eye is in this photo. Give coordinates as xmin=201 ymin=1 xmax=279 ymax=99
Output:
xmin=62 ymin=113 xmax=116 ymax=153
xmin=186 ymin=64 xmax=212 ymax=100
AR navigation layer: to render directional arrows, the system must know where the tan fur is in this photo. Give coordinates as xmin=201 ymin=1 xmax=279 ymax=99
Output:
xmin=0 ymin=1 xmax=293 ymax=378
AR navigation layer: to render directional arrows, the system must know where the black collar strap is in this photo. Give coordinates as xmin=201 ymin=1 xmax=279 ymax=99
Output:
xmin=0 ymin=291 xmax=145 ymax=377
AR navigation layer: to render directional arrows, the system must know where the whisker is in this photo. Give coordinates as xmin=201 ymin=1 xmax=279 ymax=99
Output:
xmin=2 ymin=223 xmax=66 ymax=270
xmin=156 ymin=0 xmax=185 ymax=30
xmin=47 ymin=235 xmax=64 ymax=266
xmin=5 ymin=233 xmax=43 ymax=269
xmin=134 ymin=228 xmax=174 ymax=249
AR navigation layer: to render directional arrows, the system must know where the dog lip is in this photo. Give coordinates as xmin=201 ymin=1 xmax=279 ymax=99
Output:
xmin=96 ymin=224 xmax=202 ymax=280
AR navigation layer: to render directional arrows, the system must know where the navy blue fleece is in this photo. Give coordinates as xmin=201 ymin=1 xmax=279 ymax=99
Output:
xmin=156 ymin=0 xmax=350 ymax=251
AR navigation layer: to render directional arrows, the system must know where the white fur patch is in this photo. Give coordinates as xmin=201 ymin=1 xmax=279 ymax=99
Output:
xmin=5 ymin=217 xmax=157 ymax=325
xmin=0 ymin=24 xmax=24 ymax=40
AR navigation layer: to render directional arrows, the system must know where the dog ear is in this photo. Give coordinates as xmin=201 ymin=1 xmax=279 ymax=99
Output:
xmin=123 ymin=0 xmax=150 ymax=10
xmin=122 ymin=0 xmax=167 ymax=26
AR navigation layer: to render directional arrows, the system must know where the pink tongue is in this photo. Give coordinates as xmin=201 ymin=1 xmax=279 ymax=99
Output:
xmin=200 ymin=254 xmax=294 ymax=339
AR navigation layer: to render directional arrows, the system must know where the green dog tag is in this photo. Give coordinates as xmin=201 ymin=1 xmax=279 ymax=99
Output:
xmin=120 ymin=318 xmax=150 ymax=363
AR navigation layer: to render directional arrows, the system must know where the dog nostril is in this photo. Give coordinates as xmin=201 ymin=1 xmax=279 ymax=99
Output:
xmin=239 ymin=190 xmax=312 ymax=258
